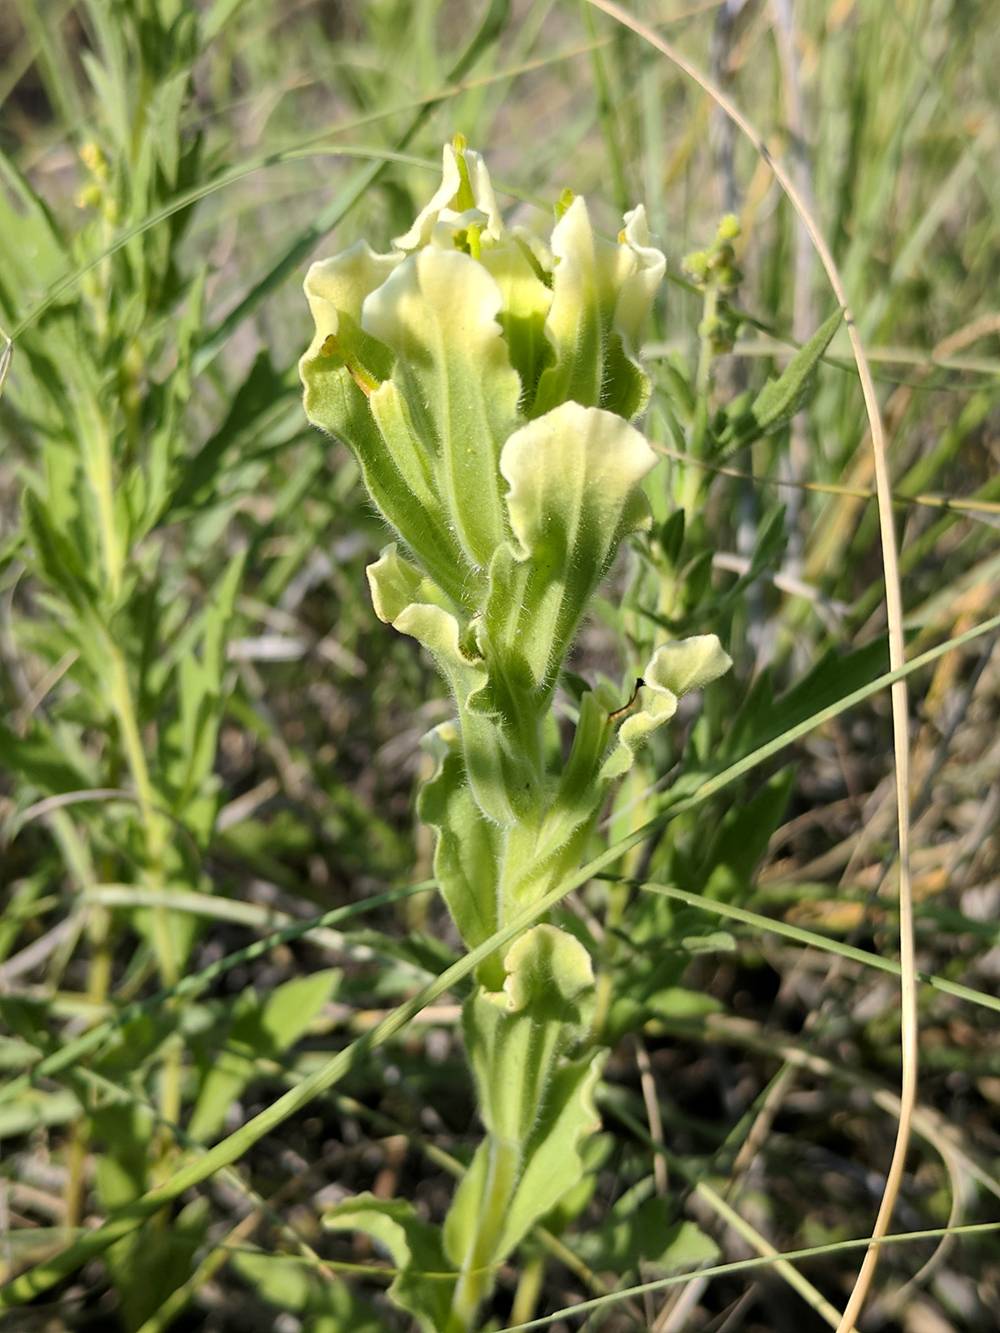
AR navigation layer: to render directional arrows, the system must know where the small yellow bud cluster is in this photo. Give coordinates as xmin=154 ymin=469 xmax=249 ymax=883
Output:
xmin=75 ymin=140 xmax=119 ymax=223
xmin=684 ymin=213 xmax=744 ymax=354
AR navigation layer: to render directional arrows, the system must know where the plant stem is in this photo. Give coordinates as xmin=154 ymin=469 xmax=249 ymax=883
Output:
xmin=105 ymin=636 xmax=183 ymax=1149
xmin=510 ymin=1253 xmax=545 ymax=1326
xmin=64 ymin=894 xmax=114 ymax=1226
xmin=676 ymin=285 xmax=720 ymax=522
xmin=85 ymin=399 xmax=124 ymax=604
xmin=448 ymin=1136 xmax=521 ymax=1332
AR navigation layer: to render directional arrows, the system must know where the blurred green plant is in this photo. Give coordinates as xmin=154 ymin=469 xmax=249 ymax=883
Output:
xmin=0 ymin=0 xmax=324 ymax=1322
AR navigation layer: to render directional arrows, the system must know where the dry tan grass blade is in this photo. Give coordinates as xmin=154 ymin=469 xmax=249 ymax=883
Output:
xmin=0 ymin=336 xmax=12 ymax=399
xmin=584 ymin=4 xmax=915 ymax=1330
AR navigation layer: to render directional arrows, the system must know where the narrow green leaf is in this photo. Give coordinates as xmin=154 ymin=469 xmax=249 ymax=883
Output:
xmin=702 ymin=766 xmax=795 ymax=900
xmin=163 ymin=351 xmax=294 ymax=520
xmin=750 ymin=307 xmax=844 ymax=433
xmin=0 ymin=337 xmax=11 ymax=399
xmin=21 ymin=487 xmax=96 ymax=612
xmin=164 ymin=549 xmax=245 ymax=841
xmin=0 ymin=721 xmax=94 ymax=798
xmin=0 ymin=1088 xmax=79 ymax=1138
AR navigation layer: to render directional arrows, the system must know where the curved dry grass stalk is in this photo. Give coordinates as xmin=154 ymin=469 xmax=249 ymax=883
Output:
xmin=583 ymin=3 xmax=915 ymax=1329
xmin=0 ymin=335 xmax=11 ymax=398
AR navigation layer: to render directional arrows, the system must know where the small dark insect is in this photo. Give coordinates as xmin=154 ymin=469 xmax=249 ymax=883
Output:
xmin=608 ymin=676 xmax=645 ymax=723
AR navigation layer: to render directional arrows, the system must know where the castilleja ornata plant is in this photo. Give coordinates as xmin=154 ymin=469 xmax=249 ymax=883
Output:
xmin=300 ymin=138 xmax=731 ymax=1332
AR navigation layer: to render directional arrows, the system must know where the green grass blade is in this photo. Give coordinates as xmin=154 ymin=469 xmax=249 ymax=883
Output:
xmin=498 ymin=1222 xmax=1000 ymax=1330
xmin=627 ymin=880 xmax=1000 ymax=1014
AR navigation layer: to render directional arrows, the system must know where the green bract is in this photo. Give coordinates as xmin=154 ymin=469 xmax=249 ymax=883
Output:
xmin=301 ymin=141 xmax=731 ymax=1331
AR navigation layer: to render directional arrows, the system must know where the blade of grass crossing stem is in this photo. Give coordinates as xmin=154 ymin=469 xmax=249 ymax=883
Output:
xmin=1 ymin=613 xmax=995 ymax=1309
xmin=0 ymin=884 xmax=433 ymax=1106
xmin=496 ymin=1223 xmax=1000 ymax=1331
xmin=624 ymin=881 xmax=1000 ymax=1015
xmin=584 ymin=7 xmax=914 ymax=1327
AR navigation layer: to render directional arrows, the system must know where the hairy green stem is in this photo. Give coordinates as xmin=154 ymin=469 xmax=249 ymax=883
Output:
xmin=448 ymin=1136 xmax=522 ymax=1331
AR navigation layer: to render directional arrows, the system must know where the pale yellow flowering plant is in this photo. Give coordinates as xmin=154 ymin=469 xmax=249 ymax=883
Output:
xmin=300 ymin=139 xmax=730 ymax=1331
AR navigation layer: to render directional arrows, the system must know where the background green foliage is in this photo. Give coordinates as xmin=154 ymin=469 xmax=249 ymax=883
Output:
xmin=0 ymin=1 xmax=997 ymax=1329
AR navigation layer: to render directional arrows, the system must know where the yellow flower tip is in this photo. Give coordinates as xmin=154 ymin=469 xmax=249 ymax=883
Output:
xmin=453 ymin=139 xmax=476 ymax=212
xmin=453 ymin=223 xmax=483 ymax=259
xmin=451 ymin=131 xmax=468 ymax=154
xmin=554 ymin=187 xmax=575 ymax=221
